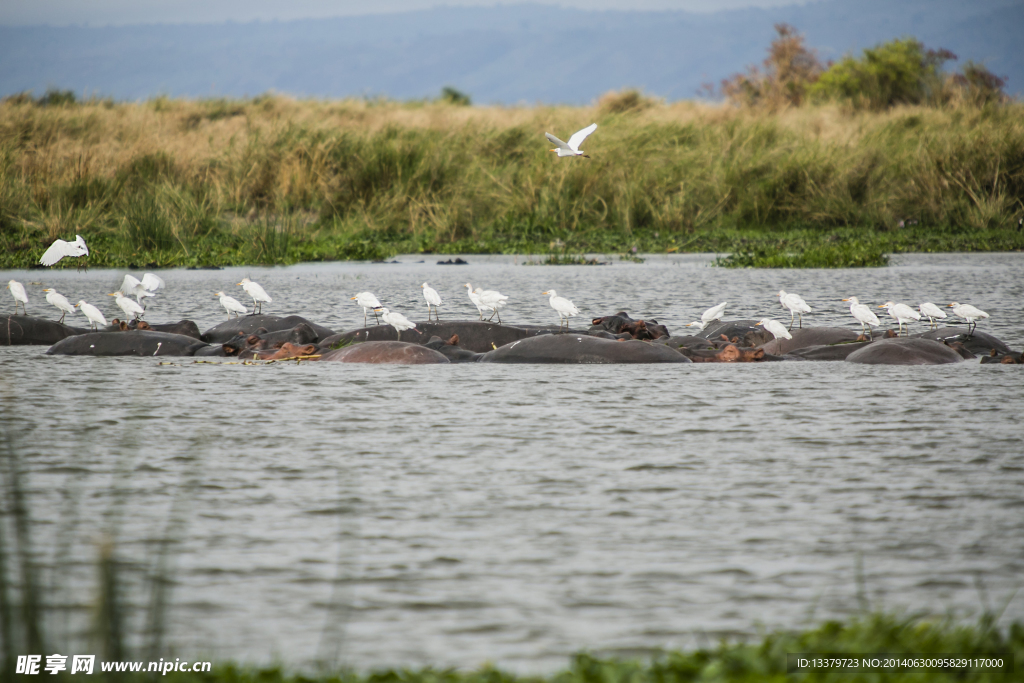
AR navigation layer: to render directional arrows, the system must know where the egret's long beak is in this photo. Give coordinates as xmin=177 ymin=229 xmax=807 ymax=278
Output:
xmin=550 ymin=149 xmax=557 ymax=152
xmin=236 ymin=282 xmax=243 ymax=286
xmin=841 ymin=298 xmax=850 ymax=302
xmin=350 ymin=296 xmax=357 ymax=300
xmin=108 ymin=292 xmax=117 ymax=296
xmin=877 ymin=304 xmax=887 ymax=308
xmin=947 ymin=303 xmax=955 ymax=307
xmin=74 ymin=303 xmax=80 ymax=308
xmin=755 ymin=321 xmax=763 ymax=327
xmin=542 ymin=291 xmax=549 ymax=295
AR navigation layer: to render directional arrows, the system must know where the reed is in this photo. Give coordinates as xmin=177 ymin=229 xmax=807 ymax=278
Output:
xmin=1 ymin=95 xmax=1022 ymax=269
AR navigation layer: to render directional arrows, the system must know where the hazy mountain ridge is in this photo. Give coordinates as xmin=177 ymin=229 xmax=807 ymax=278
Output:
xmin=1 ymin=0 xmax=1019 ymax=102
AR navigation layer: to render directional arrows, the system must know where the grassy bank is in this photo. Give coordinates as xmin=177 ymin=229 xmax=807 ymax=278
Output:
xmin=1 ymin=95 xmax=1023 ymax=269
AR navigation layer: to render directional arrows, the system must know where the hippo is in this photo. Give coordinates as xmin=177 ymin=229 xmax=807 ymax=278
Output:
xmin=423 ymin=335 xmax=484 ymax=362
xmin=125 ymin=319 xmax=202 ymax=339
xmin=322 ymin=321 xmax=559 ymax=354
xmin=588 ymin=312 xmax=670 ymax=340
xmin=318 ymin=341 xmax=450 ymax=364
xmin=480 ymin=334 xmax=691 ymax=364
xmin=201 ymin=315 xmax=335 ymax=344
xmin=788 ymin=341 xmax=872 ymax=361
xmin=915 ymin=327 xmax=1011 ymax=356
xmin=699 ymin=320 xmax=770 ymax=344
xmin=680 ymin=343 xmax=766 ymax=363
xmin=845 ymin=338 xmax=964 ymax=365
xmin=980 ymin=350 xmax=1024 ymax=364
xmin=47 ymin=331 xmax=209 ymax=356
xmin=756 ymin=327 xmax=861 ymax=355
xmin=2 ymin=315 xmax=88 ymax=345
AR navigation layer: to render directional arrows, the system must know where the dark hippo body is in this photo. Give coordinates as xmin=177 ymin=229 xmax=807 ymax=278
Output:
xmin=699 ymin=320 xmax=770 ymax=345
xmin=323 ymin=321 xmax=562 ymax=353
xmin=128 ymin=319 xmax=202 ymax=339
xmin=916 ymin=327 xmax=1011 ymax=356
xmin=757 ymin=327 xmax=860 ymax=355
xmin=423 ymin=336 xmax=484 ymax=362
xmin=480 ymin=334 xmax=691 ymax=364
xmin=789 ymin=341 xmax=872 ymax=361
xmin=2 ymin=315 xmax=88 ymax=345
xmin=318 ymin=341 xmax=450 ymax=364
xmin=47 ymin=331 xmax=209 ymax=356
xmin=201 ymin=315 xmax=334 ymax=344
xmin=845 ymin=338 xmax=964 ymax=365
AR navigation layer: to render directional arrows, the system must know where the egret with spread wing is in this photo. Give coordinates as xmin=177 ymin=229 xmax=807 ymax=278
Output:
xmin=545 ymin=123 xmax=597 ymax=158
xmin=40 ymin=234 xmax=89 ymax=269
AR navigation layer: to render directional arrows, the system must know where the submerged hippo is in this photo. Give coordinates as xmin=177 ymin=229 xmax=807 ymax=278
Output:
xmin=126 ymin=319 xmax=202 ymax=339
xmin=423 ymin=335 xmax=484 ymax=362
xmin=323 ymin=321 xmax=557 ymax=353
xmin=756 ymin=327 xmax=860 ymax=355
xmin=845 ymin=338 xmax=964 ymax=365
xmin=47 ymin=331 xmax=209 ymax=356
xmin=201 ymin=315 xmax=335 ymax=344
xmin=480 ymin=334 xmax=691 ymax=364
xmin=2 ymin=315 xmax=88 ymax=345
xmin=789 ymin=341 xmax=872 ymax=361
xmin=318 ymin=341 xmax=450 ymax=364
xmin=916 ymin=327 xmax=1011 ymax=356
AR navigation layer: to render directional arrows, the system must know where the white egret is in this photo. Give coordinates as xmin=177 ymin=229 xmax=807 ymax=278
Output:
xmin=76 ymin=300 xmax=107 ymax=329
xmin=40 ymin=234 xmax=89 ymax=268
xmin=545 ymin=123 xmax=597 ymax=158
xmin=777 ymin=290 xmax=812 ymax=330
xmin=43 ymin=288 xmax=75 ymax=323
xmin=121 ymin=272 xmax=165 ymax=306
xmin=918 ymin=302 xmax=947 ymax=328
xmin=755 ymin=318 xmax=793 ymax=354
xmin=842 ymin=297 xmax=879 ymax=339
xmin=238 ymin=277 xmax=271 ymax=315
xmin=695 ymin=302 xmax=728 ymax=329
xmin=878 ymin=301 xmax=921 ymax=336
xmin=948 ymin=302 xmax=989 ymax=335
xmin=7 ymin=280 xmax=28 ymax=314
xmin=685 ymin=320 xmax=708 ymax=331
xmin=543 ymin=289 xmax=579 ymax=330
xmin=215 ymin=291 xmax=248 ymax=318
xmin=422 ymin=283 xmax=442 ymax=321
xmin=351 ymin=292 xmax=383 ymax=326
xmin=380 ymin=307 xmax=417 ymax=340
xmin=464 ymin=283 xmax=490 ymax=320
xmin=109 ymin=291 xmax=145 ymax=320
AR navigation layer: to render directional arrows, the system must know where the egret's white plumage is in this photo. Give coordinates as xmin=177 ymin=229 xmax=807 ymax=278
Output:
xmin=545 ymin=123 xmax=597 ymax=158
xmin=755 ymin=318 xmax=793 ymax=353
xmin=685 ymin=320 xmax=708 ymax=331
xmin=238 ymin=277 xmax=271 ymax=314
xmin=842 ymin=296 xmax=879 ymax=338
xmin=120 ymin=272 xmax=165 ymax=305
xmin=948 ymin=302 xmax=989 ymax=334
xmin=76 ymin=300 xmax=106 ymax=329
xmin=380 ymin=307 xmax=417 ymax=340
xmin=464 ymin=283 xmax=490 ymax=320
xmin=543 ymin=289 xmax=579 ymax=329
xmin=777 ymin=290 xmax=812 ymax=329
xmin=918 ymin=302 xmax=947 ymax=328
xmin=465 ymin=283 xmax=508 ymax=323
xmin=7 ymin=280 xmax=28 ymax=314
xmin=40 ymin=234 xmax=89 ymax=267
xmin=43 ymin=288 xmax=75 ymax=323
xmin=351 ymin=292 xmax=383 ymax=326
xmin=109 ymin=291 xmax=145 ymax=320
xmin=878 ymin=301 xmax=921 ymax=335
xmin=422 ymin=283 xmax=442 ymax=320
xmin=215 ymin=291 xmax=248 ymax=318
xmin=697 ymin=302 xmax=728 ymax=328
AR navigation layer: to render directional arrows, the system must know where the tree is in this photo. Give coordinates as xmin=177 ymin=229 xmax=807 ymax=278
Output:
xmin=721 ymin=24 xmax=823 ymax=109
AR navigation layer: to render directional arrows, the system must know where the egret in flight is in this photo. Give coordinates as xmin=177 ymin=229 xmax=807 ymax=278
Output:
xmin=755 ymin=318 xmax=793 ymax=354
xmin=948 ymin=302 xmax=989 ymax=335
xmin=215 ymin=291 xmax=248 ymax=318
xmin=543 ymin=290 xmax=579 ymax=329
xmin=43 ymin=288 xmax=75 ymax=323
xmin=351 ymin=292 xmax=383 ymax=326
xmin=40 ymin=234 xmax=89 ymax=269
xmin=76 ymin=301 xmax=107 ymax=329
xmin=777 ymin=290 xmax=811 ymax=329
xmin=422 ymin=283 xmax=442 ymax=320
xmin=878 ymin=301 xmax=921 ymax=336
xmin=109 ymin=291 xmax=145 ymax=320
xmin=238 ymin=277 xmax=271 ymax=315
xmin=380 ymin=307 xmax=417 ymax=340
xmin=918 ymin=302 xmax=947 ymax=328
xmin=7 ymin=280 xmax=28 ymax=314
xmin=842 ymin=297 xmax=879 ymax=339
xmin=545 ymin=123 xmax=597 ymax=158
xmin=121 ymin=273 xmax=165 ymax=306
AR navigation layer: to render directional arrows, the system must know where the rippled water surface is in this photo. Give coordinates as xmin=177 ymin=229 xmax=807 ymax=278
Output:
xmin=1 ymin=253 xmax=1022 ymax=671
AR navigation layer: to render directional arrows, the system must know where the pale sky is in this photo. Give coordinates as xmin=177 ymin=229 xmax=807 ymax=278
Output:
xmin=1 ymin=0 xmax=811 ymax=26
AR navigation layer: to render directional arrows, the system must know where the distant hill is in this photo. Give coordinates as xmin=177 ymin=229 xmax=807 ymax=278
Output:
xmin=0 ymin=0 xmax=1019 ymax=103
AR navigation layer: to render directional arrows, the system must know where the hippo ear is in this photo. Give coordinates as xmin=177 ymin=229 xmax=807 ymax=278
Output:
xmin=448 ymin=334 xmax=460 ymax=346
xmin=592 ymin=318 xmax=603 ymax=325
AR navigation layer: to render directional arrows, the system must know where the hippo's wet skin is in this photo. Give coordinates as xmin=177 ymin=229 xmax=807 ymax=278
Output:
xmin=2 ymin=315 xmax=88 ymax=345
xmin=845 ymin=338 xmax=965 ymax=365
xmin=318 ymin=341 xmax=450 ymax=364
xmin=47 ymin=331 xmax=209 ymax=356
xmin=201 ymin=315 xmax=335 ymax=344
xmin=480 ymin=334 xmax=691 ymax=364
xmin=322 ymin=321 xmax=561 ymax=353
xmin=916 ymin=327 xmax=1011 ymax=356
xmin=756 ymin=327 xmax=860 ymax=355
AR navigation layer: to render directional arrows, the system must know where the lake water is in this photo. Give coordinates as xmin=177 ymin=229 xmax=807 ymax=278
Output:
xmin=1 ymin=253 xmax=1022 ymax=672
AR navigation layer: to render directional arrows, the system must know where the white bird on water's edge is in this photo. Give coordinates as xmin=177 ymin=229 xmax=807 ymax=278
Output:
xmin=43 ymin=288 xmax=75 ymax=323
xmin=777 ymin=290 xmax=811 ymax=330
xmin=40 ymin=234 xmax=89 ymax=268
xmin=686 ymin=302 xmax=728 ymax=331
xmin=76 ymin=300 xmax=106 ymax=329
xmin=546 ymin=123 xmax=597 ymax=158
xmin=7 ymin=280 xmax=28 ymax=314
xmin=379 ymin=307 xmax=417 ymax=340
xmin=109 ymin=290 xmax=145 ymax=320
xmin=351 ymin=292 xmax=383 ymax=326
xmin=543 ymin=289 xmax=579 ymax=330
xmin=948 ymin=302 xmax=989 ymax=335
xmin=755 ymin=318 xmax=793 ymax=354
xmin=918 ymin=302 xmax=947 ymax=328
xmin=215 ymin=291 xmax=248 ymax=318
xmin=878 ymin=301 xmax=921 ymax=336
xmin=843 ymin=297 xmax=880 ymax=338
xmin=238 ymin=277 xmax=271 ymax=315
xmin=422 ymin=283 xmax=442 ymax=320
